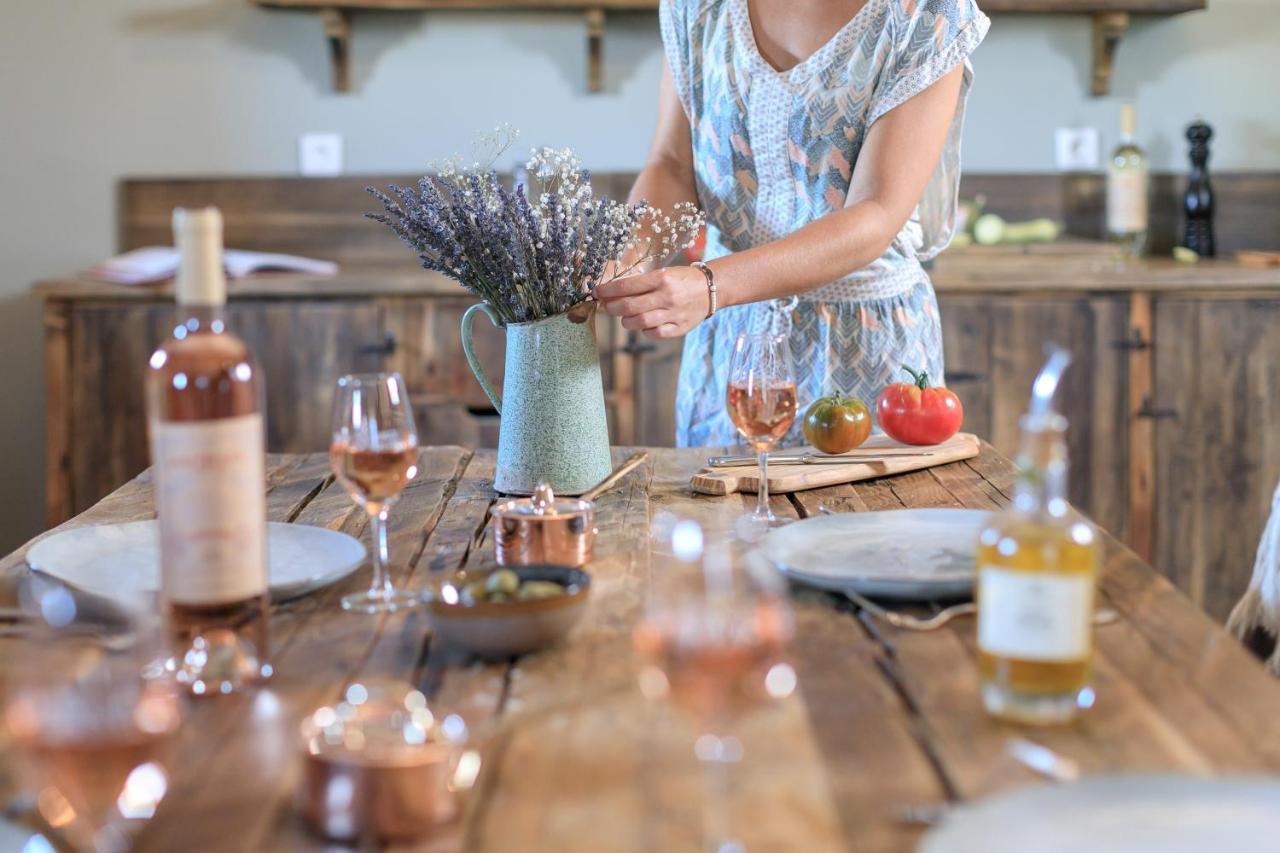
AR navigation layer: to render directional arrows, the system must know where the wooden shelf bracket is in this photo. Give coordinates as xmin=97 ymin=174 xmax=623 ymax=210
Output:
xmin=585 ymin=6 xmax=606 ymax=93
xmin=320 ymin=7 xmax=352 ymax=93
xmin=1091 ymin=11 xmax=1130 ymax=97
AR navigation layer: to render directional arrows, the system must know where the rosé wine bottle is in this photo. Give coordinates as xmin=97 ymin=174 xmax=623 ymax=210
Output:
xmin=145 ymin=207 xmax=270 ymax=696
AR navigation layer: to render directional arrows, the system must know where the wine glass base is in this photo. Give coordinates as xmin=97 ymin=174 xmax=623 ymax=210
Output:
xmin=341 ymin=590 xmax=426 ymax=614
xmin=734 ymin=511 xmax=790 ymax=543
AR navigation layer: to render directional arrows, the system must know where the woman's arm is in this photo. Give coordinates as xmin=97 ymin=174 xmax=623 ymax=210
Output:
xmin=597 ymin=64 xmax=965 ymax=338
xmin=616 ymin=59 xmax=700 ymax=273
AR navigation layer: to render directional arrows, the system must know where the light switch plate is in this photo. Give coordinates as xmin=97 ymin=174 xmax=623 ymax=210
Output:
xmin=299 ymin=133 xmax=344 ymax=177
xmin=1055 ymin=127 xmax=1100 ymax=172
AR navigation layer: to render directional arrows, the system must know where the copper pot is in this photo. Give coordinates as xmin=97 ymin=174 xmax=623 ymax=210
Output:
xmin=490 ymin=452 xmax=648 ymax=568
xmin=492 ymin=483 xmax=596 ymax=567
xmin=296 ymin=679 xmax=476 ymax=843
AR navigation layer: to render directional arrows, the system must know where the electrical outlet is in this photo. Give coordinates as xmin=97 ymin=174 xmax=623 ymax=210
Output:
xmin=1055 ymin=127 xmax=1100 ymax=172
xmin=299 ymin=133 xmax=344 ymax=177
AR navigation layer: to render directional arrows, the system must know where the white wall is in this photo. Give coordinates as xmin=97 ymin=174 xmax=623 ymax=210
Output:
xmin=2 ymin=0 xmax=1277 ymax=549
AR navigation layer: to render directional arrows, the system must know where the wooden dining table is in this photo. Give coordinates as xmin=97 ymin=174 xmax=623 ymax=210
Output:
xmin=4 ymin=443 xmax=1280 ymax=852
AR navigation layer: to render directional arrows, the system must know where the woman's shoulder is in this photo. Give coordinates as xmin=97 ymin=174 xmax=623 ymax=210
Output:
xmin=882 ymin=0 xmax=986 ymax=31
xmin=661 ymin=0 xmax=727 ymax=29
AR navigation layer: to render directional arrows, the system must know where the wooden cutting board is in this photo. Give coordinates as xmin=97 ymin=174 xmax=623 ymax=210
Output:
xmin=690 ymin=433 xmax=982 ymax=496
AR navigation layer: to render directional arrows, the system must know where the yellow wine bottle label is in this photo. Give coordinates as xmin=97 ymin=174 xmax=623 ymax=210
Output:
xmin=977 ymin=567 xmax=1093 ymax=661
xmin=151 ymin=413 xmax=267 ymax=605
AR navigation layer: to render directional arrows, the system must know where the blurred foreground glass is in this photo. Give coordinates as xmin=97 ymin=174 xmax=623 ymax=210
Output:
xmin=726 ymin=332 xmax=797 ymax=531
xmin=3 ymin=586 xmax=181 ymax=852
xmin=634 ymin=518 xmax=796 ymax=853
xmin=330 ymin=373 xmax=422 ymax=613
xmin=297 ymin=678 xmax=477 ymax=843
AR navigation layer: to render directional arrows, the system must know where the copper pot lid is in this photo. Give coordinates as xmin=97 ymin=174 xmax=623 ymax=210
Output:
xmin=492 ymin=482 xmax=593 ymax=519
xmin=301 ymin=678 xmax=469 ymax=768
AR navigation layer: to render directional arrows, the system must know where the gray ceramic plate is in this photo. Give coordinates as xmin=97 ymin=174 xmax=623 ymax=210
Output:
xmin=26 ymin=520 xmax=366 ymax=603
xmin=919 ymin=775 xmax=1280 ymax=853
xmin=757 ymin=509 xmax=989 ymax=601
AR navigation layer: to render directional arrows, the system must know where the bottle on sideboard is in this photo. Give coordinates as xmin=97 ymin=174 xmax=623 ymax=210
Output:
xmin=1107 ymin=104 xmax=1150 ymax=259
xmin=976 ymin=348 xmax=1099 ymax=725
xmin=145 ymin=207 xmax=271 ymax=696
xmin=1183 ymin=118 xmax=1216 ymax=258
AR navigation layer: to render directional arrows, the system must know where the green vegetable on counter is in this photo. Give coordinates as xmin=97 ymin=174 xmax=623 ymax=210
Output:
xmin=1172 ymin=246 xmax=1200 ymax=264
xmin=973 ymin=214 xmax=1063 ymax=246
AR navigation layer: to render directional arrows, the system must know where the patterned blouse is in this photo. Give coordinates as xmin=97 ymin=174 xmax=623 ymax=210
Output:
xmin=658 ymin=0 xmax=989 ymax=447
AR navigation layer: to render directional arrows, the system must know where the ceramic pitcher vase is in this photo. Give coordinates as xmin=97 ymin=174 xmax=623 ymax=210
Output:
xmin=460 ymin=303 xmax=613 ymax=495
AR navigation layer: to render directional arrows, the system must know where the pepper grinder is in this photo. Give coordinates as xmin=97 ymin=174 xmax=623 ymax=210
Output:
xmin=1183 ymin=119 xmax=1216 ymax=258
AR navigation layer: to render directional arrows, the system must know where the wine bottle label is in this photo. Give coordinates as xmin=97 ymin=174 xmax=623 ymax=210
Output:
xmin=151 ymin=414 xmax=267 ymax=605
xmin=1107 ymin=171 xmax=1149 ymax=233
xmin=977 ymin=567 xmax=1093 ymax=661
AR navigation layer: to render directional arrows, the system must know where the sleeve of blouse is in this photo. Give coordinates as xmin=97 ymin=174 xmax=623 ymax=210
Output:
xmin=868 ymin=0 xmax=990 ymax=126
xmin=658 ymin=0 xmax=695 ymax=118
xmin=863 ymin=0 xmax=990 ymax=261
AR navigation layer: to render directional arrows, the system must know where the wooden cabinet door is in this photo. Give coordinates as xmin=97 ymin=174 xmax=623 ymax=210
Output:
xmin=629 ymin=333 xmax=685 ymax=447
xmin=66 ymin=299 xmax=379 ymax=515
xmin=939 ymin=294 xmax=1131 ymax=540
xmin=227 ymin=301 xmax=380 ymax=453
xmin=1153 ymin=297 xmax=1280 ymax=620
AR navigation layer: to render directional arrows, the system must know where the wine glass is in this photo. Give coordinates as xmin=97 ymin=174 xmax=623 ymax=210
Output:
xmin=330 ymin=372 xmax=423 ymax=613
xmin=4 ymin=583 xmax=181 ymax=852
xmin=726 ymin=332 xmax=798 ymax=529
xmin=633 ymin=518 xmax=796 ymax=853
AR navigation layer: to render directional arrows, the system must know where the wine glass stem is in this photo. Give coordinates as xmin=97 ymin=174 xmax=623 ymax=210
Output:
xmin=700 ymin=735 xmax=742 ymax=853
xmin=756 ymin=450 xmax=769 ymax=519
xmin=367 ymin=505 xmax=394 ymax=601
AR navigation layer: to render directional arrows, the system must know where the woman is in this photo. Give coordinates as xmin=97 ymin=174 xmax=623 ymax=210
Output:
xmin=596 ymin=0 xmax=989 ymax=446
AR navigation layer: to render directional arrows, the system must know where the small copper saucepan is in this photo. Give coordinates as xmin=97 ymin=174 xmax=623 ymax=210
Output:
xmin=492 ymin=452 xmax=648 ymax=567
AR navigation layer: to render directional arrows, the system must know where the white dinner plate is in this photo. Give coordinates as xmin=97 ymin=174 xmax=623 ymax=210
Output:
xmin=26 ymin=521 xmax=366 ymax=603
xmin=756 ymin=509 xmax=989 ymax=601
xmin=919 ymin=775 xmax=1280 ymax=853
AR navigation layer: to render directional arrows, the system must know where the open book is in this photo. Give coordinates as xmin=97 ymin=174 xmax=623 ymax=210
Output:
xmin=86 ymin=246 xmax=339 ymax=285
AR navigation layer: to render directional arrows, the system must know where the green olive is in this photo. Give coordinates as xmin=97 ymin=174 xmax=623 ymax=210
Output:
xmin=517 ymin=581 xmax=566 ymax=600
xmin=460 ymin=580 xmax=488 ymax=606
xmin=486 ymin=568 xmax=521 ymax=596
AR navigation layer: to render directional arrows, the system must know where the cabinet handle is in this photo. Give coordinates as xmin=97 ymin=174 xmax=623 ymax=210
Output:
xmin=357 ymin=331 xmax=397 ymax=358
xmin=945 ymin=370 xmax=988 ymax=383
xmin=1111 ymin=329 xmax=1151 ymax=351
xmin=1135 ymin=395 xmax=1177 ymax=420
xmin=619 ymin=332 xmax=657 ymax=356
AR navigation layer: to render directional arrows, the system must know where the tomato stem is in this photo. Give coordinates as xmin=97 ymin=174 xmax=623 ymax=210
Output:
xmin=901 ymin=365 xmax=930 ymax=389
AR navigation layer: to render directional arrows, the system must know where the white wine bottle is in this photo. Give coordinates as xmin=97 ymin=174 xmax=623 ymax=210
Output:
xmin=1107 ymin=104 xmax=1150 ymax=258
xmin=976 ymin=348 xmax=1099 ymax=724
xmin=146 ymin=207 xmax=271 ymax=695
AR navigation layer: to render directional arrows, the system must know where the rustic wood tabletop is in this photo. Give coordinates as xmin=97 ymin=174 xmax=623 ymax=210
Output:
xmin=3 ymin=444 xmax=1280 ymax=852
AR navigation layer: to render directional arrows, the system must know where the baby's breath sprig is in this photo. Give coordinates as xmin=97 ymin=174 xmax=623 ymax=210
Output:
xmin=367 ymin=135 xmax=705 ymax=326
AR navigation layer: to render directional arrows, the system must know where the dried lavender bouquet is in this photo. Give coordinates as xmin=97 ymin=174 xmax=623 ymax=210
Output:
xmin=367 ymin=130 xmax=705 ymax=326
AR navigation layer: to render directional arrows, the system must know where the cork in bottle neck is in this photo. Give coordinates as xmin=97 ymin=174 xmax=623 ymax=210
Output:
xmin=1119 ymin=104 xmax=1137 ymax=140
xmin=173 ymin=207 xmax=227 ymax=307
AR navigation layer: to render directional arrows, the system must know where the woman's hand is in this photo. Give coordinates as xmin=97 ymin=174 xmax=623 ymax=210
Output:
xmin=594 ymin=266 xmax=712 ymax=339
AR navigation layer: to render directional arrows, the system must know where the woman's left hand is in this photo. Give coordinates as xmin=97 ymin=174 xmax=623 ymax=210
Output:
xmin=594 ymin=266 xmax=712 ymax=339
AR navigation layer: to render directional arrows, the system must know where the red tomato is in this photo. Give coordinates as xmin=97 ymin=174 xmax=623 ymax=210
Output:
xmin=876 ymin=366 xmax=963 ymax=446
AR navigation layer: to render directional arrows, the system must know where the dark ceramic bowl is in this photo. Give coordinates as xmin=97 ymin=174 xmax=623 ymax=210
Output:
xmin=427 ymin=565 xmax=591 ymax=659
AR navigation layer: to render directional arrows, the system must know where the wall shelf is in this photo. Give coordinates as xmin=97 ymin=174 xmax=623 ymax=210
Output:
xmin=251 ymin=0 xmax=1206 ymax=96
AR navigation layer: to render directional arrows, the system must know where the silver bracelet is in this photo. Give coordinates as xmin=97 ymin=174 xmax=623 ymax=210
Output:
xmin=690 ymin=261 xmax=717 ymax=319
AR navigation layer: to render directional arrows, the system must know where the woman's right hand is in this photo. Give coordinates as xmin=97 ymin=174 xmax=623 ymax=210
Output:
xmin=595 ymin=265 xmax=714 ymax=339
